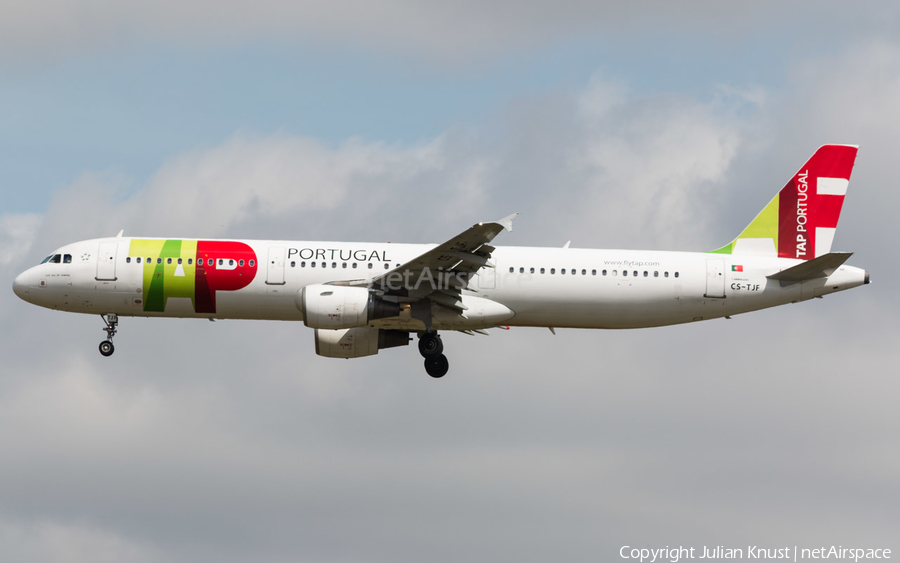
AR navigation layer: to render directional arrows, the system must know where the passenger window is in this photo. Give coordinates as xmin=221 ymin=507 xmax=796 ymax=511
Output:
xmin=332 ymin=262 xmax=336 ymax=268
xmin=643 ymin=271 xmax=648 ymax=277
xmin=178 ymin=258 xmax=183 ymax=265
xmin=509 ymin=267 xmax=514 ymax=273
xmin=675 ymin=272 xmax=680 ymax=278
xmin=665 ymin=271 xmax=669 ymax=277
xmin=550 ymin=268 xmax=556 ymax=274
xmin=167 ymin=258 xmax=172 ymax=265
xmin=302 ymin=261 xmax=307 ymax=267
xmin=136 ymin=257 xmax=141 ymax=264
xmin=612 ymin=270 xmax=617 ymax=276
xmin=633 ymin=270 xmax=638 ymax=277
xmin=322 ymin=262 xmax=327 ymax=268
xmin=157 ymin=258 xmax=162 ymax=264
xmin=126 ymin=257 xmax=131 ymax=263
xmin=64 ymin=254 xmax=72 ymax=263
xmin=239 ymin=259 xmax=244 ymax=266
xmin=188 ymin=259 xmax=193 ymax=265
xmin=540 ymin=268 xmax=545 ymax=274
xmin=368 ymin=263 xmax=373 ymax=269
xmin=229 ymin=259 xmax=234 ymax=266
xmin=530 ymin=267 xmax=535 ymax=274
xmin=561 ymin=269 xmax=565 ymax=275
xmin=352 ymin=263 xmax=357 ymax=269
xmin=519 ymin=267 xmax=524 ymax=273
xmin=147 ymin=257 xmax=151 ymax=264
xmin=572 ymin=269 xmax=576 ymax=275
xmin=623 ymin=270 xmax=628 ymax=277
xmin=208 ymin=259 xmax=214 ymax=266
xmin=654 ymin=271 xmax=658 ymax=277
xmin=582 ymin=269 xmax=586 ymax=275
xmin=384 ymin=263 xmax=389 ymax=270
xmin=342 ymin=263 xmax=347 ymax=268
xmin=311 ymin=262 xmax=316 ymax=268
xmin=49 ymin=254 xmax=61 ymax=264
xmin=602 ymin=269 xmax=607 ymax=276
xmin=291 ymin=261 xmax=296 ymax=267
xmin=249 ymin=260 xmax=255 ymax=267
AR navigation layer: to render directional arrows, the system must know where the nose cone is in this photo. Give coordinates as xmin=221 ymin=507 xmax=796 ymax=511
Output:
xmin=12 ymin=271 xmax=30 ymax=301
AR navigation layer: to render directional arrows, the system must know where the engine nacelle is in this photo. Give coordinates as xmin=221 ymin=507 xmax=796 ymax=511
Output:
xmin=299 ymin=284 xmax=400 ymax=329
xmin=314 ymin=328 xmax=410 ymax=358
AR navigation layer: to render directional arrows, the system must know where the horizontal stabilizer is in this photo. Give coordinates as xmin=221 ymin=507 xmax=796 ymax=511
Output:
xmin=767 ymin=252 xmax=853 ymax=283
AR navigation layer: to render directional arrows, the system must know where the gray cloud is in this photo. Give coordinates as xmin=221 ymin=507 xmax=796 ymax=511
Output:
xmin=2 ymin=44 xmax=898 ymax=563
xmin=0 ymin=213 xmax=41 ymax=266
xmin=3 ymin=0 xmax=900 ymax=67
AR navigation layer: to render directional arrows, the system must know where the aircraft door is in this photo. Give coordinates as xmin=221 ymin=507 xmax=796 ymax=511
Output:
xmin=266 ymin=246 xmax=286 ymax=285
xmin=96 ymin=242 xmax=118 ymax=281
xmin=705 ymin=258 xmax=725 ymax=298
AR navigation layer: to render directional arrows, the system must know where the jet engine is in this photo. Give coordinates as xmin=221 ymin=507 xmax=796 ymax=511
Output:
xmin=299 ymin=284 xmax=400 ymax=329
xmin=314 ymin=328 xmax=410 ymax=358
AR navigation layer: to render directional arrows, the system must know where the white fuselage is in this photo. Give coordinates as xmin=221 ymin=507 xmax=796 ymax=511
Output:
xmin=12 ymin=237 xmax=868 ymax=331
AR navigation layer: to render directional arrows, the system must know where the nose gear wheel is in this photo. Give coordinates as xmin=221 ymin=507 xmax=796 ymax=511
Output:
xmin=99 ymin=313 xmax=118 ymax=357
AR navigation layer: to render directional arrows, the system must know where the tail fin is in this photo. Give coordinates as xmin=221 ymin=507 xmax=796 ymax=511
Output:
xmin=712 ymin=144 xmax=858 ymax=260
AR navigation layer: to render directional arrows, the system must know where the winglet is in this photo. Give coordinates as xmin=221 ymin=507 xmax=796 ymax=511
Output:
xmin=115 ymin=229 xmax=124 ymax=238
xmin=494 ymin=212 xmax=518 ymax=232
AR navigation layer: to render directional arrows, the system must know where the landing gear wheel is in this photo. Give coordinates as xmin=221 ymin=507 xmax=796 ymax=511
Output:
xmin=99 ymin=313 xmax=118 ymax=357
xmin=424 ymin=354 xmax=449 ymax=378
xmin=418 ymin=332 xmax=443 ymax=357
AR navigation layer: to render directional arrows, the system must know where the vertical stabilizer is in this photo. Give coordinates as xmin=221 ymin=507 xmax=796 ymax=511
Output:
xmin=712 ymin=145 xmax=858 ymax=260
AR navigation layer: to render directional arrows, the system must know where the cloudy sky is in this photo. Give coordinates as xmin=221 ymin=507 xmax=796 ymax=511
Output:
xmin=2 ymin=2 xmax=899 ymax=561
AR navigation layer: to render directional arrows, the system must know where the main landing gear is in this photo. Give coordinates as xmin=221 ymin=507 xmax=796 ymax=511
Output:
xmin=99 ymin=313 xmax=118 ymax=357
xmin=418 ymin=331 xmax=449 ymax=378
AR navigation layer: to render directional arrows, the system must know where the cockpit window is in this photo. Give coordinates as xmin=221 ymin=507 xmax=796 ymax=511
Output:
xmin=63 ymin=254 xmax=72 ymax=264
xmin=40 ymin=256 xmax=52 ymax=264
xmin=49 ymin=254 xmax=61 ymax=264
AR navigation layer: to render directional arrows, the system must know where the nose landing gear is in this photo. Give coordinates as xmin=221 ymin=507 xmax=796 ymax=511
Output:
xmin=99 ymin=313 xmax=118 ymax=357
xmin=418 ymin=331 xmax=449 ymax=378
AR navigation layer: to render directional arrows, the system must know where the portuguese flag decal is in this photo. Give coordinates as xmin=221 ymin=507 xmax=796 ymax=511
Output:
xmin=732 ymin=265 xmax=744 ymax=272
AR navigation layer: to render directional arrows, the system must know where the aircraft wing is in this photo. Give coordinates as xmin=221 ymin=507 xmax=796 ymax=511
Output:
xmin=362 ymin=213 xmax=518 ymax=308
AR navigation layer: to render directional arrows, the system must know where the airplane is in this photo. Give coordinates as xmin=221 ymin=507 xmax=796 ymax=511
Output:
xmin=12 ymin=144 xmax=868 ymax=378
